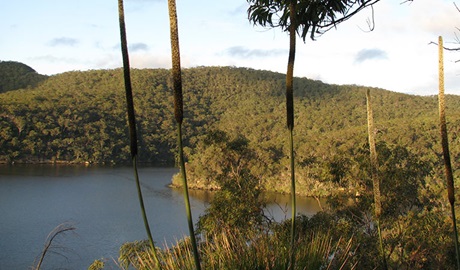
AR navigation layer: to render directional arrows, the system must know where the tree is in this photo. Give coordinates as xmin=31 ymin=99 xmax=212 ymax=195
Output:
xmin=0 ymin=61 xmax=48 ymax=93
xmin=328 ymin=142 xmax=443 ymax=268
xmin=196 ymin=130 xmax=265 ymax=236
xmin=247 ymin=0 xmax=380 ymax=42
xmin=246 ymin=1 xmax=381 ymax=268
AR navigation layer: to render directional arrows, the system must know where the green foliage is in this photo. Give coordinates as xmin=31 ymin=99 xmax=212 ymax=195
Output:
xmin=197 ymin=171 xmax=264 ymax=236
xmin=0 ymin=60 xmax=48 ymax=93
xmin=195 ymin=130 xmax=265 ymax=236
xmin=383 ymin=209 xmax=456 ymax=269
xmin=326 ymin=142 xmax=458 ymax=269
xmin=181 ymin=130 xmax=260 ymax=186
xmin=117 ymin=229 xmax=356 ymax=270
xmin=119 ymin=240 xmax=157 ymax=269
xmin=15 ymin=64 xmax=453 ymax=268
xmin=247 ymin=0 xmax=380 ymax=40
xmin=1 ymin=64 xmax=460 ymax=201
xmin=355 ymin=142 xmax=432 ymax=219
xmin=0 ymin=68 xmax=174 ymax=164
xmin=88 ymin=259 xmax=105 ymax=270
xmin=329 ymin=142 xmax=433 ymax=220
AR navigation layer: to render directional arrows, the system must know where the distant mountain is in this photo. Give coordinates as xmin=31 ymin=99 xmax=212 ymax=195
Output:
xmin=0 ymin=61 xmax=48 ymax=93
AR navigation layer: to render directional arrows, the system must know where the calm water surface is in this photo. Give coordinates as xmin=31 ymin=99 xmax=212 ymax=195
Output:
xmin=0 ymin=165 xmax=322 ymax=269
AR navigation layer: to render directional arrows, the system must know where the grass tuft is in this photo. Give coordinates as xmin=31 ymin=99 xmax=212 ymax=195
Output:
xmin=117 ymin=228 xmax=357 ymax=270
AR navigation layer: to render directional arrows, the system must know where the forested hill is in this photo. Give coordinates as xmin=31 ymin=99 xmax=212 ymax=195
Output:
xmin=0 ymin=61 xmax=48 ymax=93
xmin=1 ymin=65 xmax=460 ymax=192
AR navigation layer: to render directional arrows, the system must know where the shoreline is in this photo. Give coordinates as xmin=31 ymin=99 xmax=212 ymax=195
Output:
xmin=1 ymin=162 xmax=347 ymax=198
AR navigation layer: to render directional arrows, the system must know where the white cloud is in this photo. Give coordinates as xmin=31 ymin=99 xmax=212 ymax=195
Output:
xmin=129 ymin=43 xmax=149 ymax=52
xmin=354 ymin=48 xmax=388 ymax=64
xmin=223 ymin=46 xmax=287 ymax=58
xmin=47 ymin=37 xmax=79 ymax=47
xmin=130 ymin=53 xmax=171 ymax=69
xmin=30 ymin=55 xmax=80 ymax=64
xmin=410 ymin=0 xmax=460 ymax=36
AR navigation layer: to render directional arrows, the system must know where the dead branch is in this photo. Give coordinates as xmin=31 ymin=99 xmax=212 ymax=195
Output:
xmin=33 ymin=223 xmax=77 ymax=270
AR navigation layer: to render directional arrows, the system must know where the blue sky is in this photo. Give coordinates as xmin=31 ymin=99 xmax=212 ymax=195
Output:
xmin=1 ymin=0 xmax=460 ymax=95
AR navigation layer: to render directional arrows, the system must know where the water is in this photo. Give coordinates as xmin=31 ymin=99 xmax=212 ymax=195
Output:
xmin=0 ymin=165 xmax=323 ymax=269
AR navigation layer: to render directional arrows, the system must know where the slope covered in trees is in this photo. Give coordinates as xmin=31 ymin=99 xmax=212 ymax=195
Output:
xmin=0 ymin=61 xmax=48 ymax=93
xmin=1 ymin=65 xmax=459 ymax=194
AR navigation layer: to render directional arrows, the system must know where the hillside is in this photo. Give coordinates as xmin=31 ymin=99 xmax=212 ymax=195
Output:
xmin=1 ymin=65 xmax=459 ymax=194
xmin=0 ymin=61 xmax=48 ymax=93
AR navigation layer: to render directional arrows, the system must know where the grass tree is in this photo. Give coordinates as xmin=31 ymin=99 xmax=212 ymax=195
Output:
xmin=117 ymin=0 xmax=160 ymax=267
xmin=284 ymin=1 xmax=297 ymax=268
xmin=438 ymin=36 xmax=460 ymax=269
xmin=167 ymin=0 xmax=201 ymax=269
xmin=246 ymin=0 xmax=381 ymax=268
xmin=366 ymin=89 xmax=387 ymax=270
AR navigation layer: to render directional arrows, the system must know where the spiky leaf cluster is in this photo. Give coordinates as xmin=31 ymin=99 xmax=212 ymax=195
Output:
xmin=247 ymin=0 xmax=380 ymax=40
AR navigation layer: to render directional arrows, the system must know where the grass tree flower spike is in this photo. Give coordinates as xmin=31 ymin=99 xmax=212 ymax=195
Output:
xmin=117 ymin=0 xmax=160 ymax=267
xmin=286 ymin=2 xmax=297 ymax=269
xmin=167 ymin=0 xmax=201 ymax=269
xmin=366 ymin=88 xmax=387 ymax=270
xmin=438 ymin=36 xmax=460 ymax=269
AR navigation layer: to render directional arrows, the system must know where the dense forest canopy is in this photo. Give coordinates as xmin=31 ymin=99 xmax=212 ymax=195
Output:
xmin=0 ymin=61 xmax=48 ymax=93
xmin=1 ymin=63 xmax=459 ymax=196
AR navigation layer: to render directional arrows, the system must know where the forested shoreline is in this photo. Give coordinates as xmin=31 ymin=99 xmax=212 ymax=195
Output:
xmin=1 ymin=62 xmax=460 ymax=197
xmin=3 ymin=61 xmax=460 ymax=268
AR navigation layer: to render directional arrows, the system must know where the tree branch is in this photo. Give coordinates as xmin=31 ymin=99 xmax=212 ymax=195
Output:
xmin=315 ymin=0 xmax=381 ymax=37
xmin=429 ymin=41 xmax=460 ymax=51
xmin=358 ymin=5 xmax=375 ymax=33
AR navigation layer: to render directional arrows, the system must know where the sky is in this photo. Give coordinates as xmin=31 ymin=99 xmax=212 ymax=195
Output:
xmin=1 ymin=0 xmax=460 ymax=96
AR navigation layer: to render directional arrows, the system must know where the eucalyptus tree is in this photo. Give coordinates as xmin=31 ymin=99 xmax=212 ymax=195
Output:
xmin=246 ymin=0 xmax=380 ymax=268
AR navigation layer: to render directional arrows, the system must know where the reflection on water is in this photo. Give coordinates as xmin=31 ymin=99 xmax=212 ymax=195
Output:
xmin=263 ymin=192 xmax=325 ymax=220
xmin=171 ymin=186 xmax=216 ymax=205
xmin=174 ymin=186 xmax=326 ymax=221
xmin=0 ymin=165 xmax=324 ymax=269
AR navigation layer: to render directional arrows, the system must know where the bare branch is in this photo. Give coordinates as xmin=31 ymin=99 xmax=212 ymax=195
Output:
xmin=400 ymin=0 xmax=414 ymax=4
xmin=429 ymin=40 xmax=460 ymax=63
xmin=314 ymin=0 xmax=381 ymax=38
xmin=33 ymin=223 xmax=76 ymax=270
xmin=454 ymin=30 xmax=460 ymax=44
xmin=358 ymin=5 xmax=375 ymax=33
xmin=455 ymin=2 xmax=460 ymax=13
xmin=429 ymin=41 xmax=460 ymax=51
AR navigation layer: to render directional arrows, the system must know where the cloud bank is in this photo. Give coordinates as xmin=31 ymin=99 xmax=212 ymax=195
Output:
xmin=224 ymin=46 xmax=287 ymax=58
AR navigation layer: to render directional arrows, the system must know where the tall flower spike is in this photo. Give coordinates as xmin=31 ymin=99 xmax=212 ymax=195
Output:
xmin=117 ymin=0 xmax=160 ymax=267
xmin=168 ymin=0 xmax=201 ymax=269
xmin=287 ymin=2 xmax=297 ymax=270
xmin=366 ymin=89 xmax=387 ymax=270
xmin=438 ymin=36 xmax=460 ymax=269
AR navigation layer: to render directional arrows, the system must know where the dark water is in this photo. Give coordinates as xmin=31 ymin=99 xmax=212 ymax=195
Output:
xmin=0 ymin=165 xmax=322 ymax=269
